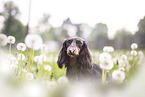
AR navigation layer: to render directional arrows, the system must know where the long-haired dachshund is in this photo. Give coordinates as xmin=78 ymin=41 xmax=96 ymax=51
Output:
xmin=57 ymin=37 xmax=102 ymax=83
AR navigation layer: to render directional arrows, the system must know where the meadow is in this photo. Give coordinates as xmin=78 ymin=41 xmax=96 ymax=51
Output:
xmin=0 ymin=33 xmax=145 ymax=97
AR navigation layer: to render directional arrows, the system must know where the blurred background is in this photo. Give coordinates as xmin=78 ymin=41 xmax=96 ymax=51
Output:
xmin=1 ymin=0 xmax=145 ymax=51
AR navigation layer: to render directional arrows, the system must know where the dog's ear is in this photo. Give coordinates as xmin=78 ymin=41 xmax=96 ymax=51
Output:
xmin=78 ymin=41 xmax=93 ymax=68
xmin=57 ymin=40 xmax=69 ymax=68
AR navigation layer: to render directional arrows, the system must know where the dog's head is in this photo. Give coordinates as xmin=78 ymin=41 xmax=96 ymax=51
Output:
xmin=57 ymin=37 xmax=92 ymax=68
xmin=66 ymin=37 xmax=84 ymax=57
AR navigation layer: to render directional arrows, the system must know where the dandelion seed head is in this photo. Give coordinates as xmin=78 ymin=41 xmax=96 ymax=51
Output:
xmin=0 ymin=34 xmax=7 ymax=46
xmin=40 ymin=44 xmax=48 ymax=53
xmin=58 ymin=76 xmax=68 ymax=86
xmin=112 ymin=70 xmax=125 ymax=83
xmin=7 ymin=36 xmax=15 ymax=44
xmin=118 ymin=67 xmax=125 ymax=71
xmin=11 ymin=56 xmax=18 ymax=65
xmin=100 ymin=61 xmax=114 ymax=70
xmin=25 ymin=73 xmax=34 ymax=80
xmin=131 ymin=43 xmax=138 ymax=49
xmin=44 ymin=65 xmax=52 ymax=71
xmin=131 ymin=50 xmax=137 ymax=56
xmin=47 ymin=81 xmax=57 ymax=90
xmin=99 ymin=52 xmax=112 ymax=62
xmin=121 ymin=54 xmax=127 ymax=60
xmin=17 ymin=43 xmax=26 ymax=51
xmin=34 ymin=56 xmax=39 ymax=62
xmin=99 ymin=52 xmax=114 ymax=70
xmin=18 ymin=54 xmax=25 ymax=61
xmin=103 ymin=46 xmax=114 ymax=52
xmin=25 ymin=34 xmax=43 ymax=50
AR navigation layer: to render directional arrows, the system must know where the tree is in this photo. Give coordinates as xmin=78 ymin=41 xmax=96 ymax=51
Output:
xmin=134 ymin=16 xmax=145 ymax=49
xmin=1 ymin=1 xmax=26 ymax=43
xmin=90 ymin=23 xmax=108 ymax=49
xmin=114 ymin=28 xmax=133 ymax=49
xmin=91 ymin=23 xmax=108 ymax=39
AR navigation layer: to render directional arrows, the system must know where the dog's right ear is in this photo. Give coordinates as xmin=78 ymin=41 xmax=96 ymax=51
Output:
xmin=57 ymin=40 xmax=69 ymax=68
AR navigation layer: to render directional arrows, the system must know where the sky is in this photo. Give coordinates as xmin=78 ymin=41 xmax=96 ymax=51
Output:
xmin=1 ymin=0 xmax=145 ymax=38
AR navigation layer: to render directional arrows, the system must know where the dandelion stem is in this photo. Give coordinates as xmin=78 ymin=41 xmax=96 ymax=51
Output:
xmin=104 ymin=70 xmax=107 ymax=82
xmin=102 ymin=69 xmax=104 ymax=84
xmin=30 ymin=48 xmax=34 ymax=72
xmin=9 ymin=43 xmax=11 ymax=61
xmin=20 ymin=50 xmax=23 ymax=77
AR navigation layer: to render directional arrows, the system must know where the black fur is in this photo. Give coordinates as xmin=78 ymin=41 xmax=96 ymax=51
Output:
xmin=57 ymin=38 xmax=102 ymax=83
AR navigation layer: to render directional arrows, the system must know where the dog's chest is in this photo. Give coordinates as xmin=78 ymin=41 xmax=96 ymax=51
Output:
xmin=66 ymin=64 xmax=92 ymax=81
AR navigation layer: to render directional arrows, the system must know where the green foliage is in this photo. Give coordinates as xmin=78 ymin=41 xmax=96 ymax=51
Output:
xmin=115 ymin=28 xmax=132 ymax=38
xmin=91 ymin=23 xmax=108 ymax=39
xmin=1 ymin=1 xmax=27 ymax=43
xmin=137 ymin=16 xmax=145 ymax=35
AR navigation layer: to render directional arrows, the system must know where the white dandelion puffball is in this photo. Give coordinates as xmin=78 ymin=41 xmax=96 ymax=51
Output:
xmin=131 ymin=50 xmax=137 ymax=56
xmin=58 ymin=76 xmax=68 ymax=85
xmin=40 ymin=44 xmax=48 ymax=53
xmin=25 ymin=34 xmax=43 ymax=50
xmin=100 ymin=60 xmax=114 ymax=70
xmin=25 ymin=73 xmax=34 ymax=80
xmin=131 ymin=43 xmax=138 ymax=49
xmin=7 ymin=36 xmax=15 ymax=44
xmin=18 ymin=54 xmax=25 ymax=61
xmin=121 ymin=54 xmax=127 ymax=60
xmin=103 ymin=46 xmax=114 ymax=52
xmin=17 ymin=43 xmax=26 ymax=51
xmin=47 ymin=81 xmax=57 ymax=90
xmin=0 ymin=34 xmax=7 ymax=46
xmin=99 ymin=52 xmax=112 ymax=62
xmin=99 ymin=52 xmax=114 ymax=70
xmin=112 ymin=70 xmax=125 ymax=83
xmin=34 ymin=56 xmax=39 ymax=62
xmin=44 ymin=65 xmax=52 ymax=71
xmin=118 ymin=67 xmax=125 ymax=71
xmin=11 ymin=56 xmax=18 ymax=65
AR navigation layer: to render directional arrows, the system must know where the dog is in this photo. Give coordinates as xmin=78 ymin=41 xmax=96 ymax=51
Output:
xmin=57 ymin=37 xmax=103 ymax=83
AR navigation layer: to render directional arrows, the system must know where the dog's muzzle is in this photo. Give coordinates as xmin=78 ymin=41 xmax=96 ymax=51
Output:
xmin=67 ymin=46 xmax=80 ymax=57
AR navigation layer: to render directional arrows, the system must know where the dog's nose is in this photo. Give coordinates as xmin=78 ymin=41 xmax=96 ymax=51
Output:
xmin=69 ymin=48 xmax=75 ymax=53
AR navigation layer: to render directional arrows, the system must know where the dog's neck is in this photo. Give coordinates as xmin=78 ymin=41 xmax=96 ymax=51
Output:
xmin=70 ymin=57 xmax=76 ymax=66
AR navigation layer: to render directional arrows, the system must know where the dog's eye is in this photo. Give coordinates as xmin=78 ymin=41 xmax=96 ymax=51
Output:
xmin=77 ymin=40 xmax=82 ymax=44
xmin=67 ymin=40 xmax=72 ymax=43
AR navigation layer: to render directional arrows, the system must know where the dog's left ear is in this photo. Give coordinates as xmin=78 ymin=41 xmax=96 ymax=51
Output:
xmin=78 ymin=41 xmax=93 ymax=68
xmin=57 ymin=40 xmax=69 ymax=68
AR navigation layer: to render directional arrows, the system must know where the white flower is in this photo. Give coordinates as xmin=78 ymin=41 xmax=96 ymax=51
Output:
xmin=40 ymin=44 xmax=48 ymax=53
xmin=22 ymin=68 xmax=27 ymax=72
xmin=118 ymin=67 xmax=125 ymax=71
xmin=18 ymin=54 xmax=25 ymax=61
xmin=11 ymin=64 xmax=18 ymax=71
xmin=121 ymin=55 xmax=127 ymax=60
xmin=11 ymin=56 xmax=18 ymax=65
xmin=36 ymin=54 xmax=47 ymax=65
xmin=47 ymin=81 xmax=57 ymax=90
xmin=17 ymin=43 xmax=26 ymax=51
xmin=131 ymin=43 xmax=138 ymax=49
xmin=58 ymin=76 xmax=68 ymax=86
xmin=25 ymin=34 xmax=43 ymax=50
xmin=7 ymin=36 xmax=15 ymax=44
xmin=112 ymin=70 xmax=125 ymax=83
xmin=99 ymin=52 xmax=112 ymax=62
xmin=0 ymin=34 xmax=7 ymax=46
xmin=131 ymin=50 xmax=137 ymax=56
xmin=25 ymin=73 xmax=34 ymax=80
xmin=99 ymin=52 xmax=114 ymax=70
xmin=44 ymin=65 xmax=52 ymax=71
xmin=34 ymin=56 xmax=40 ymax=62
xmin=138 ymin=51 xmax=144 ymax=56
xmin=100 ymin=61 xmax=114 ymax=70
xmin=103 ymin=46 xmax=114 ymax=52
